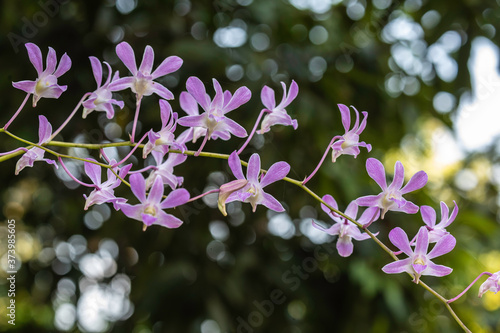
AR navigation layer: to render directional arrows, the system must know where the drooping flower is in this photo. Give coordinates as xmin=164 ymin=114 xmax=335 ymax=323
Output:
xmin=12 ymin=43 xmax=71 ymax=107
xmin=176 ymin=91 xmax=207 ymax=144
xmin=313 ymin=195 xmax=379 ymax=257
xmin=177 ymin=77 xmax=250 ymax=153
xmin=142 ymin=100 xmax=185 ymax=158
xmin=382 ymin=226 xmax=455 ymax=283
xmin=330 ymin=104 xmax=371 ymax=162
xmin=421 ymin=201 xmax=458 ymax=243
xmin=82 ymin=56 xmax=124 ymax=119
xmin=15 ymin=115 xmax=58 ymax=174
xmin=223 ymin=151 xmax=289 ymax=213
xmin=117 ymin=173 xmax=190 ymax=230
xmin=258 ymin=80 xmax=298 ymax=134
xmin=83 ymin=160 xmax=132 ymax=210
xmin=145 ymin=151 xmax=187 ymax=190
xmin=478 ymin=271 xmax=500 ymax=297
xmin=108 ymin=41 xmax=183 ymax=100
xmin=356 ymin=158 xmax=428 ymax=219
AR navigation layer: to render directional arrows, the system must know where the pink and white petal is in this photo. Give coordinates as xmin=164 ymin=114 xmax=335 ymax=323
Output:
xmin=101 ymin=102 xmax=116 ymax=119
xmin=152 ymin=56 xmax=183 ymax=79
xmin=388 ymin=227 xmax=413 ymax=256
xmin=154 ymin=210 xmax=183 ymax=228
xmin=89 ymin=57 xmax=103 ymax=87
xmin=161 ymin=188 xmax=190 ymax=209
xmin=139 ymin=45 xmax=155 ymax=75
xmin=228 ymin=151 xmax=245 ymax=180
xmin=396 ymin=201 xmax=419 ymax=215
xmin=246 ymin=153 xmax=261 ymax=183
xmin=260 ymin=192 xmax=285 ymax=212
xmin=159 ymin=100 xmax=173 ymax=127
xmin=54 ymin=53 xmax=72 ymax=78
xmin=219 ymin=118 xmax=247 ymax=137
xmin=414 ymin=227 xmax=429 ymax=257
xmin=38 ymin=84 xmax=67 ymax=100
xmin=314 ymin=221 xmax=341 ymax=236
xmin=423 ymin=261 xmax=453 ymax=277
xmin=129 ymin=173 xmax=147 ymax=202
xmin=141 ymin=213 xmax=157 ymax=227
xmin=366 ymin=158 xmax=387 ymax=190
xmin=349 ymin=226 xmax=371 ymax=241
xmin=103 ymin=62 xmax=113 ymax=86
xmin=355 ymin=194 xmax=382 ymax=208
xmin=38 ymin=115 xmax=53 ymax=143
xmin=281 ymin=80 xmax=298 ymax=107
xmin=186 ymin=76 xmax=210 ymax=111
xmin=420 ymin=205 xmax=436 ymax=227
xmin=25 ymin=43 xmax=43 ymax=76
xmin=260 ymin=161 xmax=290 ymax=188
xmin=337 ymin=104 xmax=351 ymax=133
xmin=400 ymin=170 xmax=428 ymax=194
xmin=116 ymin=42 xmax=138 ymax=75
xmin=337 ymin=236 xmax=354 ymax=257
xmin=211 ymin=79 xmax=224 ymax=110
xmin=108 ymin=76 xmax=135 ymax=92
xmin=382 ymin=258 xmax=412 ymax=275
xmin=320 ymin=194 xmax=339 ymax=216
xmin=44 ymin=47 xmax=57 ymax=75
xmin=149 ymin=82 xmax=174 ymax=100
xmin=356 ymin=111 xmax=369 ymax=134
xmin=117 ymin=203 xmax=143 ymax=221
xmin=12 ymin=80 xmax=36 ymax=94
xmin=84 ymin=160 xmax=102 ymax=185
xmin=344 ymin=201 xmax=359 ymax=220
xmin=178 ymin=114 xmax=207 ymax=129
xmin=358 ymin=141 xmax=372 ymax=152
xmin=260 ymin=85 xmax=276 ymax=110
xmin=388 ymin=161 xmax=405 ymax=191
xmin=357 ymin=206 xmax=380 ymax=226
xmin=211 ymin=130 xmax=231 ymax=141
xmin=427 ymin=234 xmax=456 ymax=259
xmin=148 ymin=177 xmax=165 ymax=204
xmin=438 ymin=201 xmax=458 ymax=229
xmin=223 ymin=86 xmax=251 ymax=112
xmin=180 ymin=91 xmax=199 ymax=116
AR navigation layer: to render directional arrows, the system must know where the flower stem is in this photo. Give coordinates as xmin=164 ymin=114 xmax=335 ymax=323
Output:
xmin=237 ymin=109 xmax=268 ymax=155
xmin=3 ymin=93 xmax=31 ymax=130
xmin=187 ymin=188 xmax=220 ymax=203
xmin=302 ymin=136 xmax=339 ymax=185
xmin=130 ymin=97 xmax=142 ymax=143
xmin=58 ymin=157 xmax=95 ymax=188
xmin=447 ymin=272 xmax=493 ymax=304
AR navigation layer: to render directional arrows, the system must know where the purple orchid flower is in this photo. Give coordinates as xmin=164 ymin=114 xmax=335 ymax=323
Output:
xmin=143 ymin=100 xmax=185 ymax=158
xmin=117 ymin=173 xmax=190 ymax=230
xmin=313 ymin=195 xmax=380 ymax=257
xmin=82 ymin=57 xmax=124 ymax=119
xmin=223 ymin=151 xmax=290 ymax=213
xmin=331 ymin=104 xmax=371 ymax=162
xmin=108 ymin=41 xmax=182 ymax=100
xmin=177 ymin=77 xmax=250 ymax=154
xmin=382 ymin=226 xmax=455 ymax=283
xmin=478 ymin=271 xmax=500 ymax=297
xmin=83 ymin=160 xmax=132 ymax=210
xmin=421 ymin=201 xmax=458 ymax=243
xmin=176 ymin=91 xmax=207 ymax=144
xmin=15 ymin=115 xmax=58 ymax=175
xmin=258 ymin=80 xmax=298 ymax=134
xmin=356 ymin=158 xmax=428 ymax=219
xmin=145 ymin=151 xmax=187 ymax=190
xmin=12 ymin=43 xmax=71 ymax=107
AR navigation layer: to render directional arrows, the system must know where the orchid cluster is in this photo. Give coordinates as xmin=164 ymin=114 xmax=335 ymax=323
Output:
xmin=2 ymin=41 xmax=498 ymax=332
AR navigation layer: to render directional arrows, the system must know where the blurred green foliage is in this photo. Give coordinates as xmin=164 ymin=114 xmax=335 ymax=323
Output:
xmin=1 ymin=0 xmax=500 ymax=332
